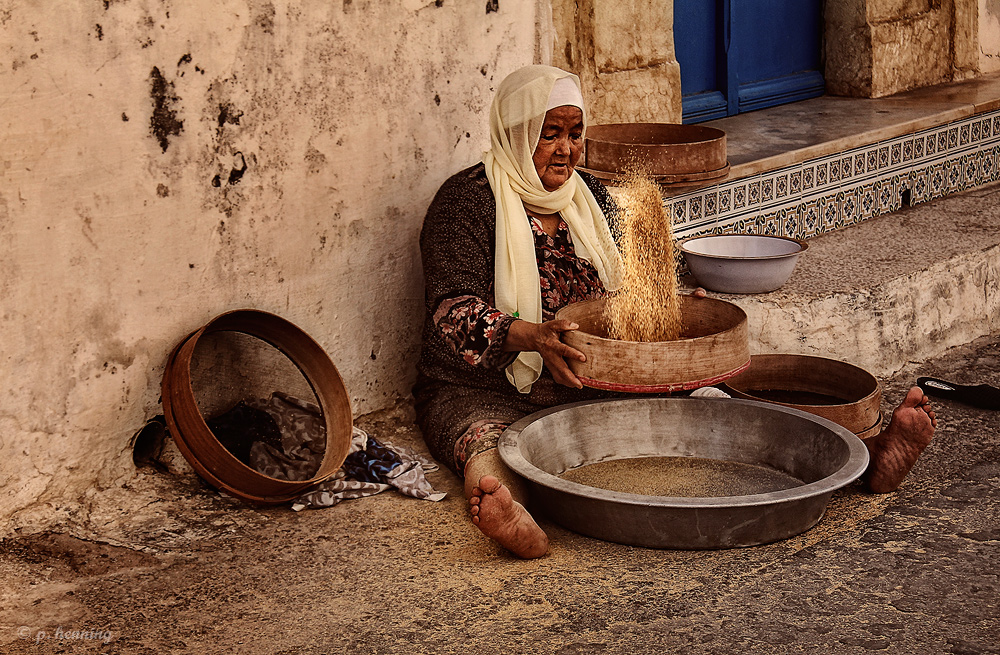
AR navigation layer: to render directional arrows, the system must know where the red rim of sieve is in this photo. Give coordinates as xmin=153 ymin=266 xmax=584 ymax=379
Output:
xmin=576 ymin=358 xmax=751 ymax=394
xmin=161 ymin=309 xmax=353 ymax=505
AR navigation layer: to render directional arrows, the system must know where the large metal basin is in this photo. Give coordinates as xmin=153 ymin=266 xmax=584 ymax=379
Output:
xmin=498 ymin=397 xmax=869 ymax=549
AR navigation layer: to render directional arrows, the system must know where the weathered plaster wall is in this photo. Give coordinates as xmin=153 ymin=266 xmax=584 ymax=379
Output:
xmin=826 ymin=0 xmax=980 ymax=97
xmin=955 ymin=0 xmax=981 ymax=77
xmin=551 ymin=0 xmax=682 ymax=125
xmin=980 ymin=0 xmax=1000 ymax=72
xmin=825 ymin=1 xmax=876 ymax=96
xmin=870 ymin=0 xmax=955 ymax=94
xmin=0 ymin=0 xmax=539 ymax=534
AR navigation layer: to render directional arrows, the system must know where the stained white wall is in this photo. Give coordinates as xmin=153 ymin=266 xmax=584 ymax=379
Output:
xmin=0 ymin=0 xmax=539 ymax=533
xmin=981 ymin=0 xmax=1000 ymax=72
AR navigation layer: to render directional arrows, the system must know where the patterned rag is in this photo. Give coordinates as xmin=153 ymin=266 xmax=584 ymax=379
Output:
xmin=208 ymin=393 xmax=446 ymax=510
xmin=291 ymin=426 xmax=447 ymax=511
xmin=246 ymin=392 xmax=328 ymax=481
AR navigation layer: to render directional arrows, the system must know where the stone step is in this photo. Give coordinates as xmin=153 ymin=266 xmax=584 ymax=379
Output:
xmin=694 ymin=181 xmax=1000 ymax=378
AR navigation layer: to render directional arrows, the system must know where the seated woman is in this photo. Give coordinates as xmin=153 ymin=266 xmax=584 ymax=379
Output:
xmin=414 ymin=65 xmax=937 ymax=559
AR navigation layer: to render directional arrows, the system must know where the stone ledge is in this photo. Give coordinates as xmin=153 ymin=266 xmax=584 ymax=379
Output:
xmin=695 ymin=181 xmax=1000 ymax=379
xmin=705 ymin=72 xmax=1000 ymax=179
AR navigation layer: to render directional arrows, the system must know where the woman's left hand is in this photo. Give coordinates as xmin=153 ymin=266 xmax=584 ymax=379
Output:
xmin=503 ymin=318 xmax=585 ymax=388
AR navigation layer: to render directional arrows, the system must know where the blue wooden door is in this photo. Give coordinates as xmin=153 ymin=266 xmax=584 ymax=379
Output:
xmin=675 ymin=0 xmax=824 ymax=123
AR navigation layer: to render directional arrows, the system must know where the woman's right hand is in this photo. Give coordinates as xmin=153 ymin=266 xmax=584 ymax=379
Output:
xmin=503 ymin=319 xmax=586 ymax=389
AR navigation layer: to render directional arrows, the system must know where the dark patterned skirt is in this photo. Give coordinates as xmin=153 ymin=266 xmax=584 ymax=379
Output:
xmin=413 ymin=373 xmax=623 ymax=477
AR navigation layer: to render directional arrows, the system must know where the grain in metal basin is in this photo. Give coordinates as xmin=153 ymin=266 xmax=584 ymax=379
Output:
xmin=498 ymin=397 xmax=869 ymax=549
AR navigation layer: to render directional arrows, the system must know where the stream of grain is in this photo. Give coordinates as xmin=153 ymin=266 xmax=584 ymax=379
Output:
xmin=605 ymin=172 xmax=683 ymax=342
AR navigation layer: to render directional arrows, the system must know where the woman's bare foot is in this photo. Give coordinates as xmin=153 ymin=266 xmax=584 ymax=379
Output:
xmin=468 ymin=475 xmax=549 ymax=559
xmin=863 ymin=386 xmax=937 ymax=493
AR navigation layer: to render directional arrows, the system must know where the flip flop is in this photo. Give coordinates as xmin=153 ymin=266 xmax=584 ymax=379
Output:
xmin=917 ymin=376 xmax=1000 ymax=410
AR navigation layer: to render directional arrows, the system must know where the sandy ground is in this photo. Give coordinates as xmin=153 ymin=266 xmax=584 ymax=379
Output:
xmin=1 ymin=333 xmax=998 ymax=654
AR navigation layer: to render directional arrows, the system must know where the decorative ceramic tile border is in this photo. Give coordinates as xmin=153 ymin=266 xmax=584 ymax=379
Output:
xmin=668 ymin=109 xmax=1000 ymax=242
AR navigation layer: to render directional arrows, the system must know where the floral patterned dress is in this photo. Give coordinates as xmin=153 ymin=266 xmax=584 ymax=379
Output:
xmin=433 ymin=216 xmax=606 ymax=368
xmin=413 ymin=163 xmax=622 ymax=476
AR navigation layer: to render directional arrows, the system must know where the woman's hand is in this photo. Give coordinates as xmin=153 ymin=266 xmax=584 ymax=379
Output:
xmin=503 ymin=319 xmax=585 ymax=389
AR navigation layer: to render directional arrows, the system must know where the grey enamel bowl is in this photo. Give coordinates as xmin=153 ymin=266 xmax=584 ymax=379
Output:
xmin=678 ymin=234 xmax=807 ymax=294
xmin=498 ymin=397 xmax=869 ymax=549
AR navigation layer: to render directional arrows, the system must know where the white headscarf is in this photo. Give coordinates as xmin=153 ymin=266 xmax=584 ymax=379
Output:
xmin=483 ymin=65 xmax=623 ymax=393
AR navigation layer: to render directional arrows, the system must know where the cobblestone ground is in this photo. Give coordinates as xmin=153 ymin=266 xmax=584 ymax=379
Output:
xmin=1 ymin=333 xmax=998 ymax=655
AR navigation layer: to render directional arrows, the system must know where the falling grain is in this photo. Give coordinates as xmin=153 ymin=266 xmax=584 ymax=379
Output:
xmin=605 ymin=171 xmax=682 ymax=342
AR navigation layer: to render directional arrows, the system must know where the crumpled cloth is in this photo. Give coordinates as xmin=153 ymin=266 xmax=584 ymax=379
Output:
xmin=291 ymin=426 xmax=447 ymax=511
xmin=690 ymin=386 xmax=732 ymax=399
xmin=206 ymin=401 xmax=283 ymax=467
xmin=247 ymin=392 xmax=328 ymax=481
xmin=207 ymin=392 xmax=446 ymax=510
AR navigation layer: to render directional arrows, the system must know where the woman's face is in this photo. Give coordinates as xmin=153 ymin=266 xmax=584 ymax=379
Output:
xmin=532 ymin=105 xmax=584 ymax=192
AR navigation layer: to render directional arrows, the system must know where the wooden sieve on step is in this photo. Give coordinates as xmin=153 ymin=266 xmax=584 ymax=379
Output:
xmin=721 ymin=354 xmax=882 ymax=438
xmin=162 ymin=309 xmax=353 ymax=504
xmin=579 ymin=123 xmax=730 ymax=191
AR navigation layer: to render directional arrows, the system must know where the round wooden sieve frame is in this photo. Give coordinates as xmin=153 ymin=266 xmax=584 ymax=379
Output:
xmin=162 ymin=309 xmax=353 ymax=504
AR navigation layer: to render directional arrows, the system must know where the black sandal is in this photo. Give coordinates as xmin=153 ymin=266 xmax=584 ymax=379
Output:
xmin=916 ymin=377 xmax=1000 ymax=410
